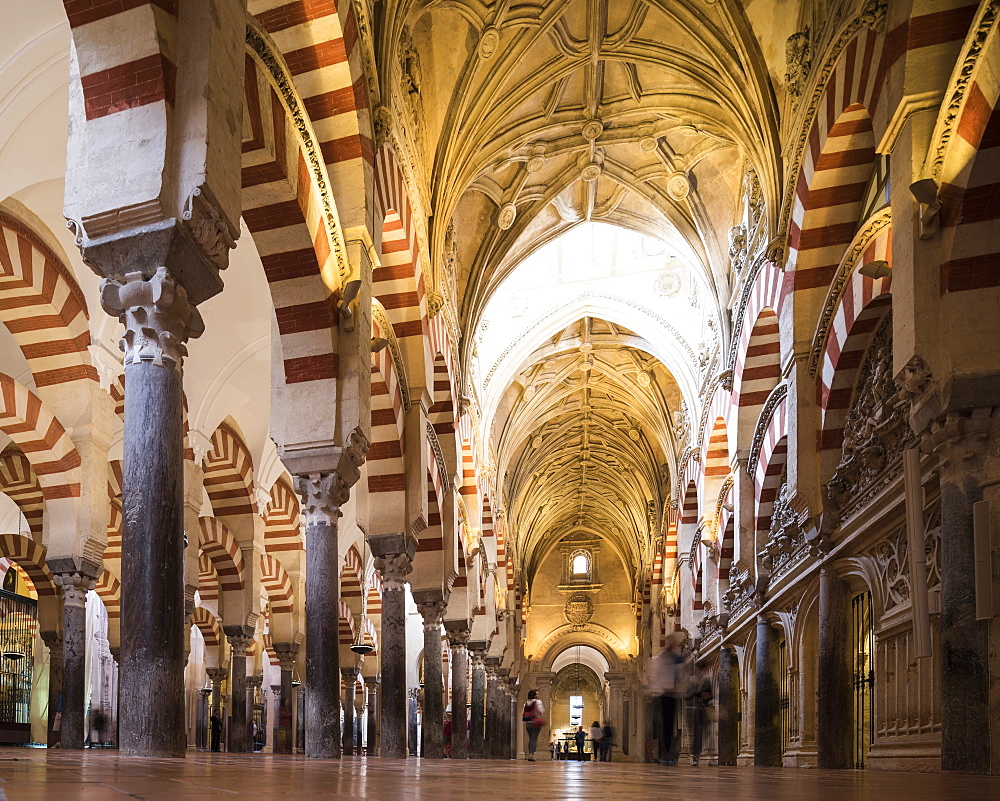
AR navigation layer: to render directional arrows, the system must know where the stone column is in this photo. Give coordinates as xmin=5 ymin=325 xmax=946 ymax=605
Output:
xmin=52 ymin=573 xmax=95 ymax=750
xmin=445 ymin=623 xmax=471 ymax=759
xmin=226 ymin=635 xmax=251 ymax=753
xmin=817 ymin=569 xmax=852 ymax=769
xmin=717 ymin=647 xmax=739 ymax=766
xmin=341 ymin=667 xmax=359 ymax=755
xmin=754 ymin=616 xmax=781 ymax=766
xmin=197 ymin=688 xmax=211 ymax=750
xmin=371 ymin=543 xmax=414 ymax=758
xmin=416 ymin=598 xmax=447 ymax=759
xmin=273 ymin=645 xmax=298 ymax=755
xmin=605 ymin=672 xmax=627 ymax=761
xmin=41 ymin=633 xmax=63 ymax=748
xmin=363 ymin=676 xmax=379 ymax=755
xmin=296 ymin=474 xmax=352 ymax=759
xmin=407 ymin=687 xmax=419 ymax=755
xmin=295 ymin=687 xmax=305 ymax=753
xmin=926 ymin=410 xmax=993 ymax=773
xmin=99 ymin=269 xmax=204 ymax=757
xmin=270 ymin=684 xmax=282 ymax=753
xmin=468 ymin=642 xmax=488 ymax=758
xmin=484 ymin=659 xmax=500 ymax=759
xmin=496 ymin=668 xmax=511 ymax=759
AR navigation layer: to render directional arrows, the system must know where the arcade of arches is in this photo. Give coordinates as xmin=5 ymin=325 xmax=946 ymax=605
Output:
xmin=0 ymin=1 xmax=999 ymax=797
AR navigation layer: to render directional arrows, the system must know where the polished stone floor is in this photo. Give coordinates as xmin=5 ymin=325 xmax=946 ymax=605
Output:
xmin=1 ymin=751 xmax=998 ymax=800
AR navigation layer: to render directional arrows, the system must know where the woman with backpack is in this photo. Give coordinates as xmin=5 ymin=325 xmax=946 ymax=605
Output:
xmin=521 ymin=689 xmax=546 ymax=760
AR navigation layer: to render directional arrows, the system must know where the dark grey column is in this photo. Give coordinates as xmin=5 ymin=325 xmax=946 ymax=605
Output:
xmin=468 ymin=643 xmax=487 ymax=758
xmin=41 ymin=633 xmax=63 ymax=748
xmin=52 ymin=574 xmax=94 ymax=750
xmin=270 ymin=684 xmax=281 ymax=753
xmin=371 ymin=542 xmax=414 ymax=758
xmin=717 ymin=647 xmax=739 ymax=766
xmin=495 ymin=667 xmax=510 ymax=760
xmin=295 ymin=687 xmax=305 ymax=753
xmin=416 ymin=597 xmax=447 ymax=759
xmin=296 ymin=474 xmax=352 ymax=759
xmin=363 ymin=676 xmax=379 ymax=755
xmin=445 ymin=623 xmax=470 ymax=759
xmin=98 ymin=269 xmax=203 ymax=757
xmin=197 ymin=688 xmax=211 ymax=750
xmin=273 ymin=645 xmax=297 ymax=754
xmin=754 ymin=616 xmax=781 ymax=766
xmin=927 ymin=410 xmax=993 ymax=773
xmin=342 ymin=667 xmax=358 ymax=755
xmin=484 ymin=660 xmax=500 ymax=759
xmin=207 ymin=667 xmax=226 ymax=751
xmin=407 ymin=687 xmax=419 ymax=755
xmin=226 ymin=634 xmax=251 ymax=752
xmin=817 ymin=569 xmax=853 ymax=769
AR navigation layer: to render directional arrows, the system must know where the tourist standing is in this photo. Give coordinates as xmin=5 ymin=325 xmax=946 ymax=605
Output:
xmin=589 ymin=720 xmax=603 ymax=760
xmin=521 ymin=689 xmax=546 ymax=761
xmin=574 ymin=726 xmax=586 ymax=758
xmin=644 ymin=633 xmax=684 ymax=764
xmin=600 ymin=723 xmax=614 ymax=762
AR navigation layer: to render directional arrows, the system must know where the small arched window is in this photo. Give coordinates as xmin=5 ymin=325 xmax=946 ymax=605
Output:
xmin=571 ymin=552 xmax=590 ymax=580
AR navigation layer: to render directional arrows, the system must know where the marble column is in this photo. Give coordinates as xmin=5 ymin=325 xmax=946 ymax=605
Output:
xmin=468 ymin=643 xmax=488 ymax=758
xmin=445 ymin=623 xmax=471 ymax=759
xmin=484 ymin=659 xmax=500 ymax=759
xmin=270 ymin=684 xmax=282 ymax=753
xmin=247 ymin=674 xmax=263 ymax=750
xmin=416 ymin=598 xmax=447 ymax=758
xmin=495 ymin=668 xmax=510 ymax=760
xmin=363 ymin=676 xmax=379 ymax=755
xmin=371 ymin=545 xmax=414 ymax=758
xmin=226 ymin=635 xmax=251 ymax=753
xmin=197 ymin=688 xmax=211 ymax=750
xmin=926 ymin=410 xmax=993 ymax=773
xmin=99 ymin=269 xmax=203 ymax=757
xmin=53 ymin=573 xmax=95 ymax=750
xmin=273 ymin=645 xmax=297 ymax=755
xmin=41 ymin=633 xmax=63 ymax=748
xmin=295 ymin=687 xmax=305 ymax=753
xmin=407 ymin=687 xmax=419 ymax=755
xmin=817 ymin=569 xmax=852 ymax=769
xmin=296 ymin=474 xmax=351 ymax=759
xmin=605 ymin=673 xmax=627 ymax=760
xmin=717 ymin=647 xmax=739 ymax=766
xmin=341 ymin=667 xmax=359 ymax=755
xmin=754 ymin=616 xmax=781 ymax=766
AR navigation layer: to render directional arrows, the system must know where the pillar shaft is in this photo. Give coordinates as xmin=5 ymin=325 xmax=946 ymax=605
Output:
xmin=297 ymin=474 xmax=350 ymax=759
xmin=363 ymin=677 xmax=378 ymax=755
xmin=817 ymin=569 xmax=852 ymax=769
xmin=373 ymin=550 xmax=412 ymax=758
xmin=42 ymin=634 xmax=63 ymax=748
xmin=270 ymin=684 xmax=281 ymax=753
xmin=227 ymin=639 xmax=249 ymax=753
xmin=407 ymin=687 xmax=419 ymax=755
xmin=274 ymin=647 xmax=297 ymax=755
xmin=754 ymin=616 xmax=781 ymax=766
xmin=342 ymin=668 xmax=358 ymax=755
xmin=717 ymin=648 xmax=739 ymax=766
xmin=197 ymin=689 xmax=211 ymax=750
xmin=418 ymin=600 xmax=446 ymax=759
xmin=484 ymin=667 xmax=499 ymax=759
xmin=54 ymin=580 xmax=90 ymax=751
xmin=448 ymin=637 xmax=469 ymax=759
xmin=468 ymin=648 xmax=487 ymax=758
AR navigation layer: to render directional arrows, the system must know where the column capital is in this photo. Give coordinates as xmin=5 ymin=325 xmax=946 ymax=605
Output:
xmin=100 ymin=267 xmax=205 ymax=370
xmin=226 ymin=633 xmax=254 ymax=658
xmin=923 ymin=407 xmax=995 ymax=482
xmin=373 ymin=550 xmax=413 ymax=590
xmin=362 ymin=675 xmax=380 ymax=689
xmin=53 ymin=571 xmax=97 ymax=608
xmin=273 ymin=642 xmax=300 ymax=671
xmin=295 ymin=472 xmax=351 ymax=524
xmin=206 ymin=667 xmax=228 ymax=683
xmin=604 ymin=671 xmax=628 ymax=689
xmin=532 ymin=671 xmax=557 ymax=688
xmin=40 ymin=631 xmax=63 ymax=656
xmin=417 ymin=599 xmax=447 ymax=631
xmin=247 ymin=674 xmax=263 ymax=690
xmin=444 ymin=620 xmax=471 ymax=648
xmin=270 ymin=684 xmax=281 ymax=695
xmin=341 ymin=666 xmax=360 ymax=681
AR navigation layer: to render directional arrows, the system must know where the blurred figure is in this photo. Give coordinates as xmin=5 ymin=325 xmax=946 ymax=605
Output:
xmin=600 ymin=722 xmax=614 ymax=762
xmin=521 ymin=689 xmax=545 ymax=761
xmin=643 ymin=633 xmax=684 ymax=765
xmin=574 ymin=726 xmax=586 ymax=758
xmin=589 ymin=720 xmax=602 ymax=760
xmin=687 ymin=659 xmax=713 ymax=766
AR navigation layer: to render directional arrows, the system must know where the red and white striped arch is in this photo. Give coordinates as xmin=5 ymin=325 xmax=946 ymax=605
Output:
xmin=105 ymin=461 xmax=123 ymax=569
xmin=94 ymin=569 xmax=120 ymax=621
xmin=703 ymin=418 xmax=730 ymax=485
xmin=338 ymin=600 xmax=355 ymax=646
xmin=191 ymin=606 xmax=223 ymax=650
xmin=0 ymin=374 xmax=81 ymax=502
xmin=754 ymin=395 xmax=789 ymax=538
xmin=0 ymin=214 xmax=94 ymax=390
xmin=260 ymin=552 xmax=294 ymax=615
xmin=0 ymin=449 xmax=44 ymax=538
xmin=252 ymin=0 xmax=373 ymax=231
xmin=198 ymin=553 xmax=220 ymax=603
xmin=0 ymin=532 xmax=56 ymax=596
xmin=787 ymin=27 xmax=886 ymax=325
xmin=203 ymin=423 xmax=255 ymax=520
xmin=198 ymin=516 xmax=245 ymax=595
xmin=341 ymin=544 xmax=364 ymax=614
xmin=264 ymin=476 xmax=303 ymax=553
xmin=367 ymin=316 xmax=406 ymax=514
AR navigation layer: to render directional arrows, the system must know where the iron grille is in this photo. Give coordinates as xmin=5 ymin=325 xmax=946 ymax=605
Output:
xmin=852 ymin=591 xmax=874 ymax=769
xmin=778 ymin=639 xmax=789 ymax=753
xmin=0 ymin=588 xmax=37 ymax=743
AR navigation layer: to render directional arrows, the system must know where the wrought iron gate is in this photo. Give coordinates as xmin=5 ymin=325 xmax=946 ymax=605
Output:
xmin=0 ymin=587 xmax=37 ymax=744
xmin=852 ymin=591 xmax=874 ymax=769
xmin=778 ymin=638 xmax=789 ymax=753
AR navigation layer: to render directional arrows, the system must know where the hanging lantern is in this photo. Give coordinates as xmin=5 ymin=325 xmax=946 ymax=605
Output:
xmin=351 ymin=536 xmax=374 ymax=655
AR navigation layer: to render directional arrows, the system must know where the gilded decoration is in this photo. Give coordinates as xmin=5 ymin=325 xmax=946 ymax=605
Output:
xmin=564 ymin=594 xmax=595 ymax=627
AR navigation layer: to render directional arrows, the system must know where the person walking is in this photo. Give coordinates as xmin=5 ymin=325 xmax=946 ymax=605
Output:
xmin=521 ymin=689 xmax=545 ymax=761
xmin=210 ymin=711 xmax=223 ymax=753
xmin=549 ymin=738 xmax=556 ymax=759
xmin=644 ymin=633 xmax=684 ymax=765
xmin=600 ymin=723 xmax=614 ymax=762
xmin=687 ymin=660 xmax=713 ymax=766
xmin=589 ymin=720 xmax=603 ymax=761
xmin=574 ymin=726 xmax=586 ymax=759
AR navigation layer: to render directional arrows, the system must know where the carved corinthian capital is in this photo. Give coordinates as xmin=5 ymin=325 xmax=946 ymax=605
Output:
xmin=100 ymin=266 xmax=205 ymax=370
xmin=295 ymin=473 xmax=351 ymax=526
xmin=374 ymin=551 xmax=413 ymax=590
